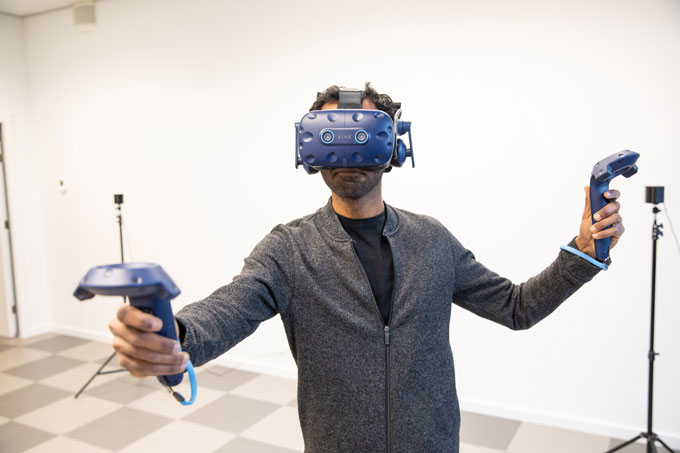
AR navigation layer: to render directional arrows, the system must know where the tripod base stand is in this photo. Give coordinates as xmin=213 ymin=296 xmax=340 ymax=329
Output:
xmin=74 ymin=350 xmax=125 ymax=398
xmin=606 ymin=431 xmax=675 ymax=453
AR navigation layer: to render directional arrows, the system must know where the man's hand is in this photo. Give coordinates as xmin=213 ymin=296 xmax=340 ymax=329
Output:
xmin=108 ymin=304 xmax=188 ymax=378
xmin=575 ymin=186 xmax=625 ymax=259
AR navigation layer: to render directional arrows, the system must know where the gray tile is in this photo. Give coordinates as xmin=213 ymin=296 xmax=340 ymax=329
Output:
xmin=195 ymin=366 xmax=259 ymax=392
xmin=215 ymin=436 xmax=300 ymax=453
xmin=84 ymin=374 xmax=160 ymax=404
xmin=460 ymin=410 xmax=521 ymax=450
xmin=607 ymin=438 xmax=647 ymax=453
xmin=66 ymin=407 xmax=173 ymax=451
xmin=58 ymin=341 xmax=117 ymax=363
xmin=27 ymin=335 xmax=89 ymax=353
xmin=0 ymin=421 xmax=56 ymax=453
xmin=183 ymin=394 xmax=279 ymax=434
xmin=508 ymin=422 xmax=610 ymax=453
xmin=0 ymin=383 xmax=70 ymax=418
xmin=5 ymin=355 xmax=85 ymax=380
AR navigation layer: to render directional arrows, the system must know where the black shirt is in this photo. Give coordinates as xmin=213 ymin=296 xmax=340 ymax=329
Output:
xmin=337 ymin=211 xmax=394 ymax=325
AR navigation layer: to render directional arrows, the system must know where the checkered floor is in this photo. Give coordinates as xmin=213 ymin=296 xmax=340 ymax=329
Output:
xmin=0 ymin=334 xmax=674 ymax=453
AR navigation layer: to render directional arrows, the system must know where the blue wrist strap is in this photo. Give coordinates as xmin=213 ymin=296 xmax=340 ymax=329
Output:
xmin=560 ymin=245 xmax=609 ymax=270
xmin=175 ymin=339 xmax=197 ymax=406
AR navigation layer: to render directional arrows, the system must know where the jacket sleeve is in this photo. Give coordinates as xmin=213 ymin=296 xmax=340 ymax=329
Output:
xmin=451 ymin=236 xmax=601 ymax=330
xmin=175 ymin=225 xmax=296 ymax=366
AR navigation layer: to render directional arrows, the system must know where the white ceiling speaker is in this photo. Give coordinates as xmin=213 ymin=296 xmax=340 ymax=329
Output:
xmin=73 ymin=0 xmax=96 ymax=32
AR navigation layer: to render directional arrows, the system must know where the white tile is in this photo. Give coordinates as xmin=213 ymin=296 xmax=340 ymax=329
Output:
xmin=507 ymin=422 xmax=611 ymax=453
xmin=460 ymin=443 xmax=505 ymax=453
xmin=15 ymin=394 xmax=122 ymax=434
xmin=241 ymin=406 xmax=304 ymax=452
xmin=0 ymin=372 xmax=33 ymax=396
xmin=57 ymin=341 xmax=115 ymax=362
xmin=40 ymin=362 xmax=125 ymax=392
xmin=22 ymin=435 xmax=114 ymax=453
xmin=119 ymin=420 xmax=235 ymax=453
xmin=230 ymin=374 xmax=297 ymax=405
xmin=0 ymin=347 xmax=50 ymax=371
xmin=128 ymin=383 xmax=226 ymax=419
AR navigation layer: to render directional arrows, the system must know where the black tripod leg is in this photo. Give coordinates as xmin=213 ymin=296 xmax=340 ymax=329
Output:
xmin=655 ymin=437 xmax=676 ymax=453
xmin=74 ymin=350 xmax=121 ymax=399
xmin=606 ymin=434 xmax=644 ymax=453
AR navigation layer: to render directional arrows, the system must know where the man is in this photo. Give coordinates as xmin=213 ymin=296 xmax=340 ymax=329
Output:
xmin=108 ymin=83 xmax=625 ymax=452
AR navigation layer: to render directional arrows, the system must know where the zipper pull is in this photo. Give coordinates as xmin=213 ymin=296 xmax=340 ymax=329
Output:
xmin=384 ymin=326 xmax=391 ymax=346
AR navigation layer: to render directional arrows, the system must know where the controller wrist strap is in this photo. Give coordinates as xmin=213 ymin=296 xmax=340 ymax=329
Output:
xmin=167 ymin=339 xmax=197 ymax=405
xmin=560 ymin=245 xmax=609 ymax=270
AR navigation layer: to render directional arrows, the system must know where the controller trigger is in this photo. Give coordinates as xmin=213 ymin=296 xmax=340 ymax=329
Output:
xmin=623 ymin=166 xmax=638 ymax=178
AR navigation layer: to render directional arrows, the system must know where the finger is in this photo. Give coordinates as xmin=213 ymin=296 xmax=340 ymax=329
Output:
xmin=591 ymin=213 xmax=623 ymax=236
xmin=117 ymin=351 xmax=189 ymax=377
xmin=593 ymin=221 xmax=625 ymax=240
xmin=112 ymin=335 xmax=186 ymax=366
xmin=604 ymin=189 xmax=620 ymax=200
xmin=582 ymin=186 xmax=592 ymax=220
xmin=117 ymin=304 xmax=162 ymax=332
xmin=593 ymin=200 xmax=621 ymax=222
xmin=109 ymin=318 xmax=179 ymax=355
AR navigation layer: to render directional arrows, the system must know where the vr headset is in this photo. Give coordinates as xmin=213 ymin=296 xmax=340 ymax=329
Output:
xmin=294 ymin=88 xmax=414 ymax=174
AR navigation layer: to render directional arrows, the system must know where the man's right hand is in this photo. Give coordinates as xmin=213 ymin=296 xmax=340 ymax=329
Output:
xmin=108 ymin=304 xmax=189 ymax=378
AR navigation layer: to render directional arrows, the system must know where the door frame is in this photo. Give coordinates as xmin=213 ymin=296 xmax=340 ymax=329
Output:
xmin=0 ymin=123 xmax=20 ymax=338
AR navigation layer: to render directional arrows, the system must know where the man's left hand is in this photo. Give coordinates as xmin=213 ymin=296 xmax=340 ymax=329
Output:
xmin=575 ymin=186 xmax=625 ymax=259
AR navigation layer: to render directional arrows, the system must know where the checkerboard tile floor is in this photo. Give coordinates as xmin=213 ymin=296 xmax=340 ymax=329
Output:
xmin=0 ymin=334 xmax=675 ymax=453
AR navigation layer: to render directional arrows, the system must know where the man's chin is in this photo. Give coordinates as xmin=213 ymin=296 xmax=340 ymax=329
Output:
xmin=320 ymin=166 xmax=385 ymax=200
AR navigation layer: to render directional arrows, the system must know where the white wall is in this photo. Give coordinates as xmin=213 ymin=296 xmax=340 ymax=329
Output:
xmin=14 ymin=0 xmax=680 ymax=445
xmin=0 ymin=13 xmax=52 ymax=337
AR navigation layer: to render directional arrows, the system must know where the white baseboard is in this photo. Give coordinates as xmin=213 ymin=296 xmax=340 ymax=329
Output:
xmin=46 ymin=325 xmax=679 ymax=448
xmin=50 ymin=324 xmax=112 ymax=344
xmin=18 ymin=324 xmax=56 ymax=339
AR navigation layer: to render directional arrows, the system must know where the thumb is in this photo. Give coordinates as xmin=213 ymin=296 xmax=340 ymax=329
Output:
xmin=582 ymin=186 xmax=592 ymax=220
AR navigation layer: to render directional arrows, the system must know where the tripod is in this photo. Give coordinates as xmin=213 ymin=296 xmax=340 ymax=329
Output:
xmin=606 ymin=206 xmax=674 ymax=453
xmin=74 ymin=194 xmax=128 ymax=398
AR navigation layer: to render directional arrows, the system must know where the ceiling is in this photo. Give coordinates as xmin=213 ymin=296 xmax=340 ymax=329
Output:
xmin=0 ymin=0 xmax=75 ymax=18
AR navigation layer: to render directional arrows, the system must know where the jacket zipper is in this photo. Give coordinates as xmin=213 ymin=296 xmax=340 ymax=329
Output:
xmin=384 ymin=325 xmax=391 ymax=453
xmin=348 ymin=239 xmax=395 ymax=453
xmin=384 ymin=233 xmax=396 ymax=453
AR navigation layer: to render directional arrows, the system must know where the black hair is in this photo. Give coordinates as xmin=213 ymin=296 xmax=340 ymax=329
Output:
xmin=310 ymin=82 xmax=400 ymax=120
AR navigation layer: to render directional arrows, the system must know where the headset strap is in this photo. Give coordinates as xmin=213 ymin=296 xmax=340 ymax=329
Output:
xmin=338 ymin=89 xmax=363 ymax=109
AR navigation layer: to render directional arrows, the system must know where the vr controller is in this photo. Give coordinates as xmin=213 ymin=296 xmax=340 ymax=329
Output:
xmin=74 ymin=263 xmax=184 ymax=387
xmin=589 ymin=150 xmax=639 ymax=261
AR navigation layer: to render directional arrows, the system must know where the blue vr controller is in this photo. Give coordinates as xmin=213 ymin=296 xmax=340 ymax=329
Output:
xmin=589 ymin=150 xmax=639 ymax=261
xmin=74 ymin=263 xmax=184 ymax=387
xmin=295 ymin=109 xmax=414 ymax=174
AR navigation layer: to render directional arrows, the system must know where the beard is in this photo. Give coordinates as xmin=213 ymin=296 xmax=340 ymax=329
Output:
xmin=320 ymin=167 xmax=385 ymax=199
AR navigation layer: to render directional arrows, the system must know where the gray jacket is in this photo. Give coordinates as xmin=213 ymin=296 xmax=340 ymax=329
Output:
xmin=176 ymin=200 xmax=600 ymax=452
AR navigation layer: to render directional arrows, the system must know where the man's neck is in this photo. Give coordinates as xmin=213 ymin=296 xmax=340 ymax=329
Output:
xmin=331 ymin=184 xmax=384 ymax=219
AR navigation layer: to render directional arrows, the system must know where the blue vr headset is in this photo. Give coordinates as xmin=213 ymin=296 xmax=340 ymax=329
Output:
xmin=294 ymin=88 xmax=414 ymax=174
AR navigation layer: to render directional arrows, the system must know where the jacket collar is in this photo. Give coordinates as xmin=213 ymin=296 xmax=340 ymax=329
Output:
xmin=317 ymin=197 xmax=400 ymax=242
